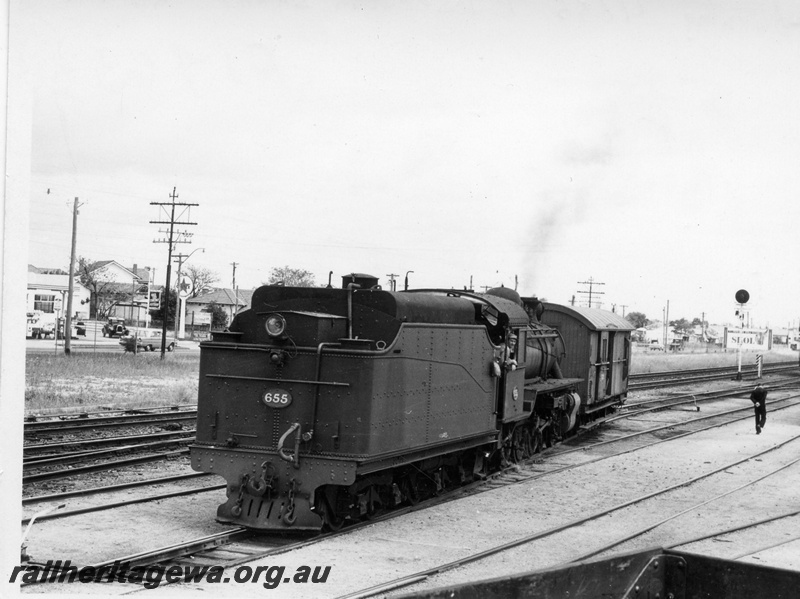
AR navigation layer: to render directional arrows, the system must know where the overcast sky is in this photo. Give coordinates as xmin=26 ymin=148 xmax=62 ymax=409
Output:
xmin=20 ymin=0 xmax=800 ymax=328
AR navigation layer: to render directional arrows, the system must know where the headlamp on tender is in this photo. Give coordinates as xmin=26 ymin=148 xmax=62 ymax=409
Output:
xmin=265 ymin=314 xmax=287 ymax=338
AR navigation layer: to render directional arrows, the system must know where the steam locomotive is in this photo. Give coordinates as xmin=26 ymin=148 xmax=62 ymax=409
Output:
xmin=190 ymin=274 xmax=631 ymax=531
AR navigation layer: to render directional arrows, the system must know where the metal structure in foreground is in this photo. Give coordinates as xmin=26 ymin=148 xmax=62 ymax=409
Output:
xmin=398 ymin=546 xmax=798 ymax=599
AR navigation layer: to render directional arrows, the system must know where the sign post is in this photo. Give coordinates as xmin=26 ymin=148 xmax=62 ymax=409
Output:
xmin=178 ymin=276 xmax=193 ymax=340
xmin=53 ymin=296 xmax=63 ymax=356
xmin=734 ymin=289 xmax=750 ymax=381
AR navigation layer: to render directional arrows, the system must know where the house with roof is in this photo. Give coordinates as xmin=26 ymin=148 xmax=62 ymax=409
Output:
xmin=27 ymin=265 xmax=91 ymax=319
xmin=186 ymin=288 xmax=254 ymax=329
xmin=81 ymin=260 xmax=157 ymax=325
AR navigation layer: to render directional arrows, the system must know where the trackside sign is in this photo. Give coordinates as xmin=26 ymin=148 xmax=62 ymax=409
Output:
xmin=723 ymin=327 xmax=772 ymax=351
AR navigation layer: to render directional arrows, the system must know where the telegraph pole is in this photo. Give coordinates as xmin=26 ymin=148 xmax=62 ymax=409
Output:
xmin=64 ymin=197 xmax=83 ymax=355
xmin=385 ymin=273 xmax=398 ymax=291
xmin=151 ymin=187 xmax=198 ymax=358
xmin=577 ymin=277 xmax=605 ymax=308
xmin=231 ymin=262 xmax=239 ymax=290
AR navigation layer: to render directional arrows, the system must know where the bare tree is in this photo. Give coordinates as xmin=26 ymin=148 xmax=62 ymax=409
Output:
xmin=185 ymin=264 xmax=220 ymax=298
xmin=262 ymin=266 xmax=317 ymax=287
xmin=76 ymin=257 xmax=131 ymax=319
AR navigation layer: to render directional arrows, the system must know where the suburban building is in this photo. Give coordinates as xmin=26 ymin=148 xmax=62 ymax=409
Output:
xmin=81 ymin=260 xmax=157 ymax=326
xmin=186 ymin=288 xmax=254 ymax=329
xmin=27 ymin=265 xmax=91 ymax=319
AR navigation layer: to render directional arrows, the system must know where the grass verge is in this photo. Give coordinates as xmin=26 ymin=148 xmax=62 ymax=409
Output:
xmin=25 ymin=353 xmax=199 ymax=415
xmin=630 ymin=345 xmax=799 ymax=373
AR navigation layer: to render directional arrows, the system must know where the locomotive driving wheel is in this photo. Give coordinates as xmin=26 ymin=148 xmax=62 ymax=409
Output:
xmin=358 ymin=485 xmax=386 ymax=520
xmin=520 ymin=426 xmax=535 ymax=459
xmin=315 ymin=495 xmax=344 ymax=532
xmin=530 ymin=414 xmax=543 ymax=455
xmin=530 ymin=426 xmax=543 ymax=454
xmin=399 ymin=475 xmax=420 ymax=505
xmin=511 ymin=426 xmax=529 ymax=463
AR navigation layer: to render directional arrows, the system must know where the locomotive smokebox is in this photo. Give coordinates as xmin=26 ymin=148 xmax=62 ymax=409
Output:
xmin=342 ymin=273 xmax=379 ymax=289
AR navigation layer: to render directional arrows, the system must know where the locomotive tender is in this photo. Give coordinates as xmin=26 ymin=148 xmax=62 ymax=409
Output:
xmin=190 ymin=274 xmax=630 ymax=531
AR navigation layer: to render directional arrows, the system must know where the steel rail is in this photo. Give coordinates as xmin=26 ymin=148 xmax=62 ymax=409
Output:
xmin=606 ymin=379 xmax=800 ymax=425
xmin=631 ymin=360 xmax=798 ymax=380
xmin=540 ymin=394 xmax=800 ymax=463
xmin=24 ymin=429 xmax=197 ymax=455
xmin=89 ymin=528 xmax=252 ymax=570
xmin=334 ymin=432 xmax=800 ymax=599
xmin=23 ymin=436 xmax=195 ymax=468
xmin=24 ymin=404 xmax=196 ymax=422
xmin=629 ymin=362 xmax=798 ymax=390
xmin=24 ymin=411 xmax=198 ymax=435
xmin=21 ymin=483 xmax=226 ymax=525
xmin=22 ymin=449 xmax=189 ymax=484
xmin=564 ymin=451 xmax=800 ymax=563
xmin=35 ymin=389 xmax=800 ymax=592
xmin=473 ymin=395 xmax=800 ymax=508
xmin=666 ymin=508 xmax=800 ymax=550
xmin=729 ymin=534 xmax=800 ymax=560
xmin=23 ymin=472 xmax=211 ymax=505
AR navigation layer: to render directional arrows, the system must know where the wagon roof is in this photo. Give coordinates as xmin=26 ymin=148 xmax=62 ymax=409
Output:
xmin=541 ymin=302 xmax=635 ymax=331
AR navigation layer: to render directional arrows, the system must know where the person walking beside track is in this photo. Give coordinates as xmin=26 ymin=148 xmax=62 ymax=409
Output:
xmin=750 ymin=384 xmax=767 ymax=434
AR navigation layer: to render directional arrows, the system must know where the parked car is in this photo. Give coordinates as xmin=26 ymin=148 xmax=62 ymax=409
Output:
xmin=102 ymin=318 xmax=129 ymax=338
xmin=120 ymin=329 xmax=175 ymax=352
xmin=26 ymin=311 xmax=56 ymax=339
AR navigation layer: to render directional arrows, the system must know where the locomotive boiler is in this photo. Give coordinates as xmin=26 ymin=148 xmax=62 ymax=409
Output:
xmin=190 ymin=274 xmax=586 ymax=532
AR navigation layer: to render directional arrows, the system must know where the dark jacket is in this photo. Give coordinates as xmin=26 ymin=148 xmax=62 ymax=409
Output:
xmin=750 ymin=387 xmax=767 ymax=408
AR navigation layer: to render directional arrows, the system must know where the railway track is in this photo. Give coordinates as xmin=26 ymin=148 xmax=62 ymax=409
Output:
xmin=24 ymin=429 xmax=196 ymax=458
xmin=609 ymin=378 xmax=800 ymax=425
xmin=24 ymin=404 xmax=196 ymax=422
xmin=23 ymin=378 xmax=800 ymax=593
xmin=364 ymin=443 xmax=800 ymax=599
xmin=628 ymin=359 xmax=798 ymax=390
xmin=23 ymin=408 xmax=198 ymax=436
xmin=487 ymin=388 xmax=800 ymax=490
xmin=343 ymin=389 xmax=800 ymax=598
xmin=23 ymin=419 xmax=198 ymax=487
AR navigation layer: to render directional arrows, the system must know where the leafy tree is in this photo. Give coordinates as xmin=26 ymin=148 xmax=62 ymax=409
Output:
xmin=263 ymin=266 xmax=317 ymax=287
xmin=202 ymin=301 xmax=229 ymax=329
xmin=691 ymin=317 xmax=707 ymax=327
xmin=185 ymin=265 xmax=219 ymax=298
xmin=670 ymin=318 xmax=692 ymax=334
xmin=626 ymin=311 xmax=649 ymax=329
xmin=149 ymin=287 xmax=177 ymax=329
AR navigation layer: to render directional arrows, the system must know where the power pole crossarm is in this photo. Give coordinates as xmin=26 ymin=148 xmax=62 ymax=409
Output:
xmin=151 ymin=187 xmax=198 ymax=358
xmin=577 ymin=277 xmax=605 ymax=308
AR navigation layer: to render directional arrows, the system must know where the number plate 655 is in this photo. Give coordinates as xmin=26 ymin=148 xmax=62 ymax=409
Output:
xmin=263 ymin=389 xmax=292 ymax=408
